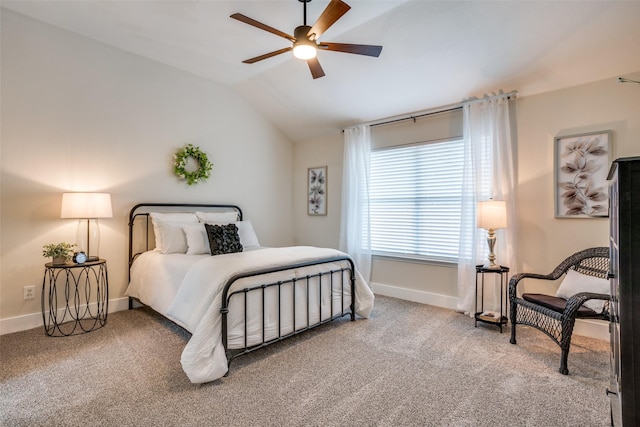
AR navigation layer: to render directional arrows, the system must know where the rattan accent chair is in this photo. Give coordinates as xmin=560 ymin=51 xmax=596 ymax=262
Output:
xmin=509 ymin=247 xmax=610 ymax=375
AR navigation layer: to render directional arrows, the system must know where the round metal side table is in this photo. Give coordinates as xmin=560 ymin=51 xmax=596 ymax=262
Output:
xmin=42 ymin=259 xmax=108 ymax=336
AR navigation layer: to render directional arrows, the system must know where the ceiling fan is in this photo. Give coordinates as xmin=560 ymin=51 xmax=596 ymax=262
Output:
xmin=230 ymin=0 xmax=383 ymax=79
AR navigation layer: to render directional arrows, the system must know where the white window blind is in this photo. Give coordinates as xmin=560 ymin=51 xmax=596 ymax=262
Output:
xmin=370 ymin=138 xmax=464 ymax=262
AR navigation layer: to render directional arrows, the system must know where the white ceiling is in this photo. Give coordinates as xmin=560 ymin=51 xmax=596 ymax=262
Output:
xmin=3 ymin=0 xmax=640 ymax=142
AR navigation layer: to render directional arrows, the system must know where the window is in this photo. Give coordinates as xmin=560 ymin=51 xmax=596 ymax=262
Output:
xmin=370 ymin=138 xmax=464 ymax=263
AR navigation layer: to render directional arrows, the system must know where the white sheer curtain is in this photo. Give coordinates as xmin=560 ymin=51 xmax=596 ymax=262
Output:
xmin=340 ymin=125 xmax=372 ymax=283
xmin=456 ymin=94 xmax=518 ymax=315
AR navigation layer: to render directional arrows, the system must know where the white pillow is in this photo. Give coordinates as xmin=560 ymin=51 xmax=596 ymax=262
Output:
xmin=149 ymin=212 xmax=198 ymax=252
xmin=556 ymin=269 xmax=610 ymax=312
xmin=196 ymin=211 xmax=239 ymax=223
xmin=184 ymin=221 xmax=261 ymax=254
xmin=183 ymin=224 xmax=211 ymax=255
xmin=154 ymin=222 xmax=190 ymax=254
xmin=235 ymin=220 xmax=260 ymax=249
xmin=150 ymin=212 xmax=199 ymax=223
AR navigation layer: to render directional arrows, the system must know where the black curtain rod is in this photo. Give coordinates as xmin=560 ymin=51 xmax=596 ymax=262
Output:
xmin=369 ymin=106 xmax=462 ymax=128
xmin=343 ymin=91 xmax=516 ymax=133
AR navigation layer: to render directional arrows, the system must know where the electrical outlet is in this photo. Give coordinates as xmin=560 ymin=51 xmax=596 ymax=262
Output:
xmin=24 ymin=286 xmax=35 ymax=300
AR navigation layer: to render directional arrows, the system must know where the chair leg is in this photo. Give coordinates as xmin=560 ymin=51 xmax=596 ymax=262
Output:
xmin=559 ymin=317 xmax=576 ymax=375
xmin=559 ymin=349 xmax=569 ymax=375
xmin=509 ymin=302 xmax=517 ymax=344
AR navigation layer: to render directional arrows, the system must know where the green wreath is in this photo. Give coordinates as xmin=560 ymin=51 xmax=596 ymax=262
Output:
xmin=173 ymin=144 xmax=213 ymax=185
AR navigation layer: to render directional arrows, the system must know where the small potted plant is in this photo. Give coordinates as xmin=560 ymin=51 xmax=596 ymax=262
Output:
xmin=42 ymin=242 xmax=76 ymax=265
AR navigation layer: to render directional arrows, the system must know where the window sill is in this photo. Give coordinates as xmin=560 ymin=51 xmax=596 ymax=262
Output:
xmin=372 ymin=253 xmax=457 ymax=268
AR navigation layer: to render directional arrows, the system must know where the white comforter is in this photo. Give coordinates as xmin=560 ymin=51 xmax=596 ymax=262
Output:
xmin=127 ymin=246 xmax=374 ymax=383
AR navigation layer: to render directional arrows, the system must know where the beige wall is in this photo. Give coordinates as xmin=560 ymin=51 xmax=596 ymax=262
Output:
xmin=293 ymin=133 xmax=344 ymax=249
xmin=0 ymin=11 xmax=294 ymax=327
xmin=516 ymin=73 xmax=640 ymax=280
xmin=293 ymin=71 xmax=640 ymax=304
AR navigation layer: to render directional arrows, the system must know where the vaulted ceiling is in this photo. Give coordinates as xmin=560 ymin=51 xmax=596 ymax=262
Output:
xmin=3 ymin=1 xmax=640 ymax=142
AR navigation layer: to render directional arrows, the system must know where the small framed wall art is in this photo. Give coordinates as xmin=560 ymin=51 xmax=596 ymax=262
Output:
xmin=554 ymin=130 xmax=611 ymax=218
xmin=308 ymin=166 xmax=327 ymax=216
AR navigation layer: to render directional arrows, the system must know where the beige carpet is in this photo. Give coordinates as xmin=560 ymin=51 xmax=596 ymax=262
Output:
xmin=0 ymin=296 xmax=610 ymax=426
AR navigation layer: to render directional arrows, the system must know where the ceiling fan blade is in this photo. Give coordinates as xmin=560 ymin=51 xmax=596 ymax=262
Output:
xmin=230 ymin=13 xmax=295 ymax=42
xmin=320 ymin=42 xmax=383 ymax=57
xmin=242 ymin=47 xmax=293 ymax=64
xmin=307 ymin=57 xmax=326 ymax=79
xmin=307 ymin=0 xmax=351 ymax=40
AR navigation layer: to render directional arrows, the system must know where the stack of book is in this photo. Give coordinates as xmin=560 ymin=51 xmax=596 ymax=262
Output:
xmin=478 ymin=311 xmax=501 ymax=322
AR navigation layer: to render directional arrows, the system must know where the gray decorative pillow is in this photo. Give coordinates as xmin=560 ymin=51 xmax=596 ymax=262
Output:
xmin=204 ymin=223 xmax=243 ymax=255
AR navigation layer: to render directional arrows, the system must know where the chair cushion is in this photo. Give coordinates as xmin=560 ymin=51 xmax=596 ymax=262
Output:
xmin=522 ymin=293 xmax=600 ymax=318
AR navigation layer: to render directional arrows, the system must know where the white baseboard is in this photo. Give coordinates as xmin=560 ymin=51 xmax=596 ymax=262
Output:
xmin=370 ymin=282 xmax=459 ymax=311
xmin=371 ymin=282 xmax=609 ymax=341
xmin=573 ymin=318 xmax=610 ymax=341
xmin=0 ymin=297 xmax=130 ymax=336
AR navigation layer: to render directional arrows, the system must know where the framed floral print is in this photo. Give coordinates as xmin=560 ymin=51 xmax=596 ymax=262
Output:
xmin=308 ymin=166 xmax=327 ymax=216
xmin=554 ymin=130 xmax=611 ymax=218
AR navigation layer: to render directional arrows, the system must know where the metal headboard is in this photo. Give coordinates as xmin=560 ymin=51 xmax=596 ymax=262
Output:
xmin=127 ymin=203 xmax=243 ymax=270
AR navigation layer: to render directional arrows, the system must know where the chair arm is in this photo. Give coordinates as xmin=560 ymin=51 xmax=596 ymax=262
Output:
xmin=563 ymin=292 xmax=610 ymax=319
xmin=508 ymin=272 xmax=557 ymax=302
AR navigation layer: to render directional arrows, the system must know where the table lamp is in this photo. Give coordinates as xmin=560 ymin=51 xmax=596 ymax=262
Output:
xmin=61 ymin=193 xmax=112 ymax=261
xmin=477 ymin=199 xmax=507 ymax=270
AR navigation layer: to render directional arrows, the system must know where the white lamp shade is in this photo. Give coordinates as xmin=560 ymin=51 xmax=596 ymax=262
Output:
xmin=477 ymin=200 xmax=507 ymax=230
xmin=61 ymin=193 xmax=113 ymax=219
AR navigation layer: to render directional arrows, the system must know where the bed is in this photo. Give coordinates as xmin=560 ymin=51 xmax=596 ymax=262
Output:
xmin=125 ymin=203 xmax=374 ymax=383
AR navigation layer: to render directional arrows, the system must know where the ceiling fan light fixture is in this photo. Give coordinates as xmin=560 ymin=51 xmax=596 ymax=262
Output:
xmin=293 ymin=42 xmax=317 ymax=59
xmin=292 ymin=25 xmax=317 ymax=60
xmin=232 ymin=0 xmax=382 ymax=78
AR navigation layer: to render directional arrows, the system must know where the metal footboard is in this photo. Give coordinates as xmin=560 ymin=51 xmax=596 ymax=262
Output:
xmin=221 ymin=256 xmax=356 ymax=371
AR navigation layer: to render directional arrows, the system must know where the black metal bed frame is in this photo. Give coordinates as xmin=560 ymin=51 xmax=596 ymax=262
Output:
xmin=128 ymin=203 xmax=356 ymax=374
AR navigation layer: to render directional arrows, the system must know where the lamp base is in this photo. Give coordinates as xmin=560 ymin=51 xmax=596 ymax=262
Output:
xmin=483 ymin=262 xmax=502 ymax=270
xmin=76 ymin=218 xmax=101 ymax=263
xmin=484 ymin=228 xmax=501 ymax=270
